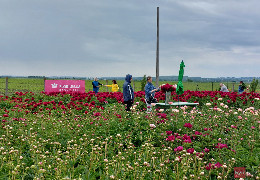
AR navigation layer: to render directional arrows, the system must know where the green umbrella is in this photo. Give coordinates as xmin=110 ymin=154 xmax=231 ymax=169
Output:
xmin=176 ymin=60 xmax=185 ymax=95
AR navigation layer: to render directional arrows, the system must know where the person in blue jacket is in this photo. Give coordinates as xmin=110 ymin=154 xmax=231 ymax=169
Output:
xmin=145 ymin=76 xmax=160 ymax=112
xmin=92 ymin=77 xmax=103 ymax=94
xmin=123 ymin=74 xmax=134 ymax=111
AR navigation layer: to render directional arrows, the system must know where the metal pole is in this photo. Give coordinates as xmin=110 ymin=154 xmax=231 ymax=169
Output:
xmin=106 ymin=80 xmax=108 ymax=92
xmin=44 ymin=77 xmax=46 ymax=92
xmin=156 ymin=7 xmax=159 ymax=87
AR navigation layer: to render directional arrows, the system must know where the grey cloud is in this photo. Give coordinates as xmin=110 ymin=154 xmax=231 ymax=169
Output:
xmin=0 ymin=0 xmax=260 ymax=77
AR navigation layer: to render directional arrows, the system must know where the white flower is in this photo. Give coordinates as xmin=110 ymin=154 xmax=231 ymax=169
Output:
xmin=172 ymin=109 xmax=179 ymax=113
xmin=150 ymin=124 xmax=156 ymax=128
xmin=206 ymin=103 xmax=211 ymax=106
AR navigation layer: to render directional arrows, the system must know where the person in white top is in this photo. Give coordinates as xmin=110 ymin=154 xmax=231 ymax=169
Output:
xmin=220 ymin=83 xmax=229 ymax=92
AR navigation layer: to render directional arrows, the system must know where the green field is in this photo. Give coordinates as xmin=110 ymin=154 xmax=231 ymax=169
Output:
xmin=0 ymin=77 xmax=258 ymax=95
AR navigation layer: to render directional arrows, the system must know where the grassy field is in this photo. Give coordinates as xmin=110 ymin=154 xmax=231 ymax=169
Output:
xmin=0 ymin=77 xmax=258 ymax=95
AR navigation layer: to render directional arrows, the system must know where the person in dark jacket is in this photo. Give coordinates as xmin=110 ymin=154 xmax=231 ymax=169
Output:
xmin=123 ymin=74 xmax=134 ymax=111
xmin=92 ymin=77 xmax=103 ymax=94
xmin=145 ymin=76 xmax=160 ymax=112
xmin=238 ymin=81 xmax=246 ymax=94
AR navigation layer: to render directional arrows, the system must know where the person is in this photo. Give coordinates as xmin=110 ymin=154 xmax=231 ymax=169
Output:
xmin=238 ymin=81 xmax=246 ymax=94
xmin=220 ymin=83 xmax=229 ymax=92
xmin=104 ymin=80 xmax=119 ymax=92
xmin=123 ymin=74 xmax=134 ymax=111
xmin=145 ymin=76 xmax=160 ymax=112
xmin=92 ymin=77 xmax=103 ymax=94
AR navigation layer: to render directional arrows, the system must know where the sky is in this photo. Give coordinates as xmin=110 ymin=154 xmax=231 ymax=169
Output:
xmin=1 ymin=0 xmax=260 ymax=78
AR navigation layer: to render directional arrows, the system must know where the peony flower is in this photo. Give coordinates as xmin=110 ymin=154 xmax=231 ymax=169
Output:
xmin=150 ymin=124 xmax=156 ymax=128
xmin=187 ymin=148 xmax=194 ymax=154
xmin=184 ymin=123 xmax=193 ymax=128
xmin=215 ymin=162 xmax=222 ymax=168
xmin=174 ymin=146 xmax=183 ymax=152
xmin=166 ymin=135 xmax=175 ymax=141
xmin=204 ymin=148 xmax=210 ymax=153
xmin=215 ymin=143 xmax=228 ymax=149
xmin=166 ymin=131 xmax=173 ymax=135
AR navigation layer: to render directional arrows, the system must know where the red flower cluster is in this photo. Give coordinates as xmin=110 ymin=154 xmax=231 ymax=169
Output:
xmin=184 ymin=123 xmax=193 ymax=128
xmin=215 ymin=143 xmax=228 ymax=149
xmin=161 ymin=83 xmax=176 ymax=93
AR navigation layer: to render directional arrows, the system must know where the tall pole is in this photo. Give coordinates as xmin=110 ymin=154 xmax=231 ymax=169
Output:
xmin=156 ymin=7 xmax=159 ymax=87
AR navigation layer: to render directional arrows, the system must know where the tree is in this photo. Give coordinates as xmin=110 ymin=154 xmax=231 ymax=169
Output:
xmin=250 ymin=78 xmax=259 ymax=92
xmin=141 ymin=75 xmax=146 ymax=91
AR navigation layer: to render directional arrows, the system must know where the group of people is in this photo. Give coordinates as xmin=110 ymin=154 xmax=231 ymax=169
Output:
xmin=92 ymin=77 xmax=119 ymax=94
xmin=92 ymin=75 xmax=160 ymax=111
xmin=94 ymin=76 xmax=247 ymax=111
xmin=220 ymin=81 xmax=246 ymax=94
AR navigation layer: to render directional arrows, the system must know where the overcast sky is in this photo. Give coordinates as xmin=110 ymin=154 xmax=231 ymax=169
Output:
xmin=1 ymin=0 xmax=260 ymax=78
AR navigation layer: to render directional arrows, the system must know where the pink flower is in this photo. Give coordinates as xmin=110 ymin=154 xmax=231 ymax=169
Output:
xmin=3 ymin=114 xmax=9 ymax=117
xmin=231 ymin=125 xmax=237 ymax=129
xmin=251 ymin=126 xmax=255 ymax=129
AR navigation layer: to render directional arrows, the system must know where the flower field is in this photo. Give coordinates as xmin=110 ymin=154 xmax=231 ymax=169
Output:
xmin=0 ymin=90 xmax=259 ymax=179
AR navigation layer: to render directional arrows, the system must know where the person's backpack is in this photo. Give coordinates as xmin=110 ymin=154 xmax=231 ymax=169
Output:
xmin=241 ymin=83 xmax=246 ymax=90
xmin=146 ymin=96 xmax=158 ymax=104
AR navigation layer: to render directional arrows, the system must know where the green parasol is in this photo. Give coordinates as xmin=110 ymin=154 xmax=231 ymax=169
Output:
xmin=176 ymin=60 xmax=185 ymax=95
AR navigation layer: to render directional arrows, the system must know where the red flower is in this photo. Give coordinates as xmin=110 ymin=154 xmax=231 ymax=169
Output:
xmin=161 ymin=83 xmax=176 ymax=93
xmin=204 ymin=148 xmax=210 ymax=153
xmin=3 ymin=114 xmax=9 ymax=117
xmin=166 ymin=131 xmax=173 ymax=135
xmin=195 ymin=131 xmax=202 ymax=135
xmin=187 ymin=148 xmax=194 ymax=154
xmin=174 ymin=146 xmax=183 ymax=152
xmin=166 ymin=135 xmax=175 ymax=141
xmin=184 ymin=123 xmax=193 ymax=128
xmin=205 ymin=163 xmax=215 ymax=170
xmin=215 ymin=162 xmax=222 ymax=168
xmin=215 ymin=143 xmax=228 ymax=149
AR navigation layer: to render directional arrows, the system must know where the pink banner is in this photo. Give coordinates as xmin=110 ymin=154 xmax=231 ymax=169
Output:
xmin=45 ymin=80 xmax=85 ymax=93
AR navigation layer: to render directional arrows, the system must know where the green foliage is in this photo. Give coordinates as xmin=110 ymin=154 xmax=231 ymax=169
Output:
xmin=0 ymin=91 xmax=259 ymax=179
xmin=140 ymin=75 xmax=146 ymax=91
xmin=250 ymin=78 xmax=259 ymax=92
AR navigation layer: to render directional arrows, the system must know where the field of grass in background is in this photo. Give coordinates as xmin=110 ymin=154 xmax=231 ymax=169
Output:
xmin=0 ymin=77 xmax=259 ymax=95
